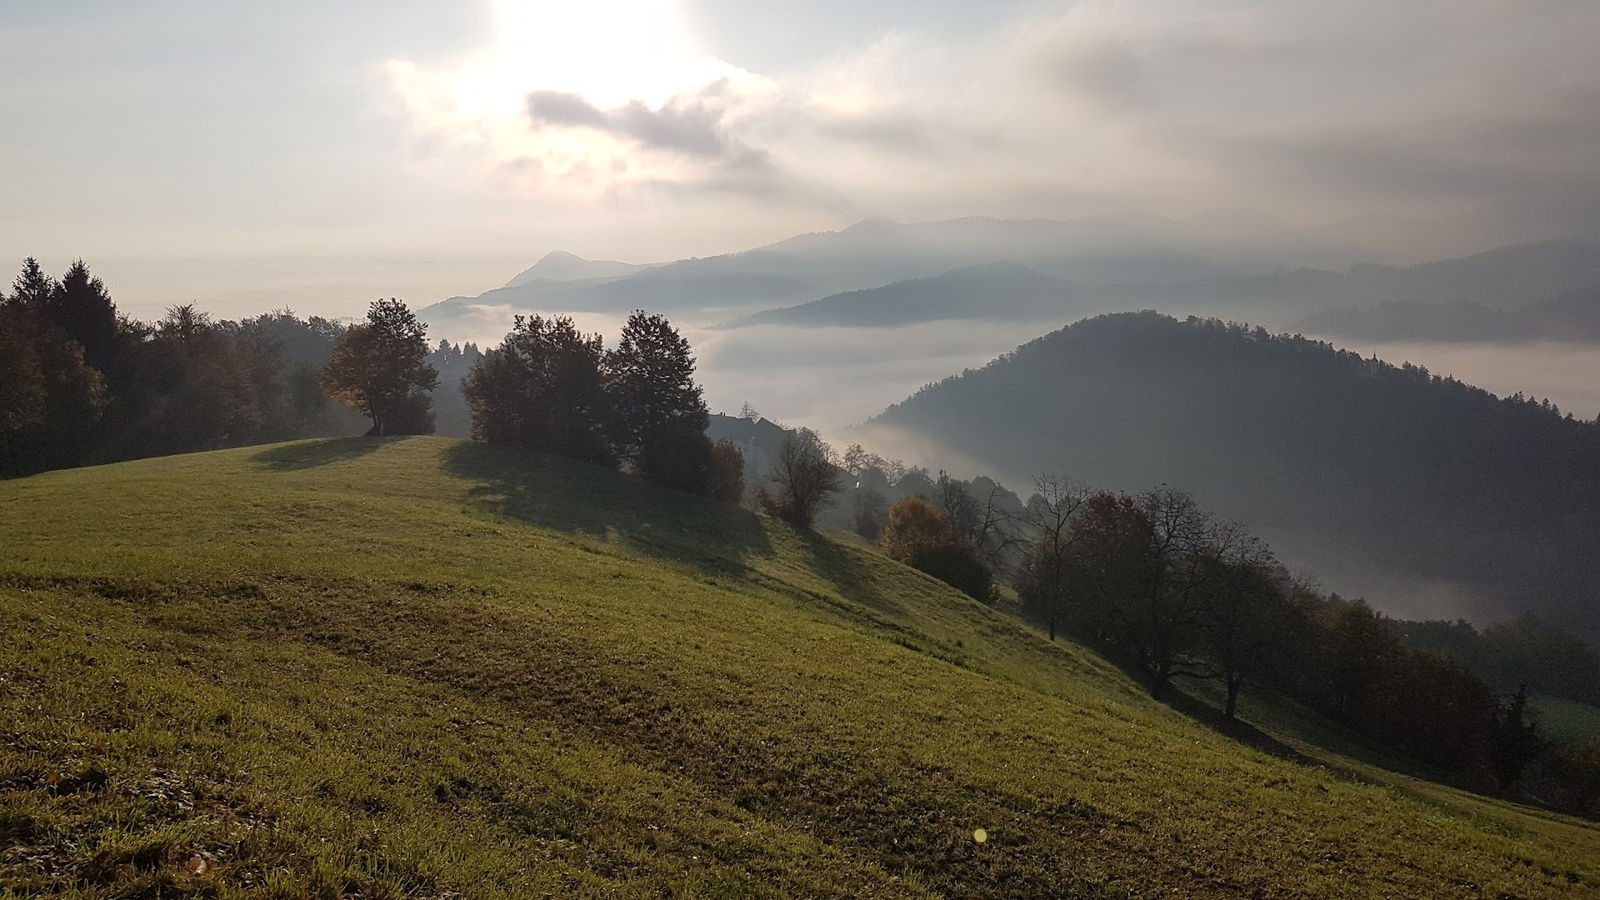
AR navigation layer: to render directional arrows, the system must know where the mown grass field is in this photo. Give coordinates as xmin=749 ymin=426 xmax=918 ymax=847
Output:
xmin=0 ymin=437 xmax=1596 ymax=897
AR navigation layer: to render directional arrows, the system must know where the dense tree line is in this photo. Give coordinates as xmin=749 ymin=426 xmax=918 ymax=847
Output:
xmin=1014 ymin=486 xmax=1293 ymax=709
xmin=462 ymin=311 xmax=743 ymax=502
xmin=0 ymin=259 xmax=374 ymax=477
xmin=996 ymin=479 xmax=1600 ymax=810
xmin=1400 ymin=617 xmax=1600 ymax=706
xmin=813 ymin=434 xmax=1600 ymax=812
xmin=0 ymin=259 xmax=740 ymax=502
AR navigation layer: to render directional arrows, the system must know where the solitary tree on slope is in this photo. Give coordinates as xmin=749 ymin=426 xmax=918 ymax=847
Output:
xmin=323 ymin=299 xmax=438 ymax=436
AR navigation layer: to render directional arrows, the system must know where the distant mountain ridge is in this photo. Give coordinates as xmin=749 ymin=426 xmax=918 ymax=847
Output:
xmin=732 ymin=262 xmax=1075 ymax=328
xmin=1091 ymin=239 xmax=1600 ymax=320
xmin=864 ymin=311 xmax=1600 ymax=635
xmin=725 ymin=239 xmax=1600 ymax=332
xmin=1296 ymin=281 xmax=1600 ymax=343
xmin=422 ymin=250 xmax=825 ymax=327
xmin=504 ymin=250 xmax=652 ymax=288
xmin=416 ymin=212 xmax=1383 ymax=329
xmin=421 ymin=214 xmax=1600 ymax=344
xmin=1344 ymin=240 xmax=1600 ymax=307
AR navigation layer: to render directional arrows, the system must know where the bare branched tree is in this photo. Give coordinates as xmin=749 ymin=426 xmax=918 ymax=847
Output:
xmin=1190 ymin=521 xmax=1285 ymax=718
xmin=1135 ymin=485 xmax=1220 ymax=699
xmin=971 ymin=480 xmax=1024 ymax=572
xmin=1013 ymin=473 xmax=1093 ymax=641
xmin=761 ymin=428 xmax=841 ymax=528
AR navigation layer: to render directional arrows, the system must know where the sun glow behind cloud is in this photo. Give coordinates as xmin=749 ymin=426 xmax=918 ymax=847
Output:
xmin=484 ymin=0 xmax=714 ymax=108
xmin=384 ymin=0 xmax=776 ymax=191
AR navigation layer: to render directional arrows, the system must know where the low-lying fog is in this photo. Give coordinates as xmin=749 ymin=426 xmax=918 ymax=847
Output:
xmin=437 ymin=305 xmax=1600 ymax=438
xmin=434 ymin=306 xmax=1064 ymax=433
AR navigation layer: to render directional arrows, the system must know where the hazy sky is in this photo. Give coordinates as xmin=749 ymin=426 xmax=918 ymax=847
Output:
xmin=3 ymin=0 xmax=1598 ymax=316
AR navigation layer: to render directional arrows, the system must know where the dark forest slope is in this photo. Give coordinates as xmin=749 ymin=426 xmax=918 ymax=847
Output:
xmin=869 ymin=312 xmax=1600 ymax=633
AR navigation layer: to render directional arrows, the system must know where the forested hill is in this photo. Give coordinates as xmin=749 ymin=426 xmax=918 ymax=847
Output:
xmin=868 ymin=312 xmax=1600 ymax=635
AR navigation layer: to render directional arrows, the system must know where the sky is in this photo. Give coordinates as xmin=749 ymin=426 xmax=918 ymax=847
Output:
xmin=3 ymin=0 xmax=1598 ymax=319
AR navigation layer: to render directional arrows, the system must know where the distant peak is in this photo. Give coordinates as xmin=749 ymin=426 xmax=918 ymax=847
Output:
xmin=536 ymin=250 xmax=585 ymax=264
xmin=503 ymin=250 xmax=645 ymax=290
xmin=842 ymin=218 xmax=902 ymax=234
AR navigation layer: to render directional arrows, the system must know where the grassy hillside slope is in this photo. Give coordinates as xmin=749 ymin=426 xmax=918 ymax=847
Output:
xmin=0 ymin=438 xmax=1596 ymax=897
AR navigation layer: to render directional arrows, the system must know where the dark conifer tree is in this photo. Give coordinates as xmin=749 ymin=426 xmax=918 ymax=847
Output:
xmin=0 ymin=287 xmax=106 ymax=476
xmin=605 ymin=311 xmax=708 ymax=467
xmin=10 ymin=258 xmax=55 ymax=309
xmin=47 ymin=260 xmax=122 ymax=374
xmin=0 ymin=294 xmax=46 ymax=467
xmin=1487 ymin=685 xmax=1547 ymax=792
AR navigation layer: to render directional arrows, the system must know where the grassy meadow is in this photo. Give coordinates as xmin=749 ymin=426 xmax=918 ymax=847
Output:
xmin=0 ymin=437 xmax=1596 ymax=897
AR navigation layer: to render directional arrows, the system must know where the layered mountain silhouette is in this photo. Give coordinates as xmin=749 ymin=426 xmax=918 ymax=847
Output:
xmin=423 ymin=215 xmax=1600 ymax=343
xmin=732 ymin=262 xmax=1077 ymax=328
xmin=863 ymin=311 xmax=1600 ymax=634
xmin=1296 ymin=282 xmax=1600 ymax=343
xmin=729 ymin=239 xmax=1600 ymax=331
xmin=416 ymin=213 xmax=1310 ymax=327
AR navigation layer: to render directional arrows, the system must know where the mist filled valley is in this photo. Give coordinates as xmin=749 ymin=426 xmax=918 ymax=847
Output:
xmin=6 ymin=1 xmax=1600 ymax=895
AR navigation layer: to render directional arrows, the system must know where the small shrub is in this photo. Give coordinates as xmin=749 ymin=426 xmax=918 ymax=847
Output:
xmin=708 ymin=440 xmax=745 ymax=503
xmin=881 ymin=498 xmax=950 ymax=563
xmin=910 ymin=544 xmax=995 ymax=604
xmin=639 ymin=426 xmax=714 ymax=494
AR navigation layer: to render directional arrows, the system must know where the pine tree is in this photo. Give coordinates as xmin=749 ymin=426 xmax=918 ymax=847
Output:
xmin=0 ymin=299 xmax=106 ymax=476
xmin=10 ymin=258 xmax=55 ymax=309
xmin=1487 ymin=685 xmax=1547 ymax=792
xmin=605 ymin=311 xmax=708 ymax=466
xmin=47 ymin=259 xmax=123 ymax=374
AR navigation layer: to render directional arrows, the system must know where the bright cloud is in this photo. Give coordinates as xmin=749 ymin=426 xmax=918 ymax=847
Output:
xmin=385 ymin=0 xmax=1600 ymax=245
xmin=384 ymin=0 xmax=779 ymax=193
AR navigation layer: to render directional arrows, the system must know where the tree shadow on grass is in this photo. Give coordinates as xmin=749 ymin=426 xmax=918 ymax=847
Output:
xmin=441 ymin=441 xmax=772 ymax=579
xmin=1040 ymin=628 xmax=1340 ymax=771
xmin=1160 ymin=683 xmax=1335 ymax=770
xmin=1166 ymin=677 xmax=1471 ymax=794
xmin=795 ymin=528 xmax=894 ymax=614
xmin=1153 ymin=664 xmax=1464 ymax=794
xmin=253 ymin=438 xmax=391 ymax=471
